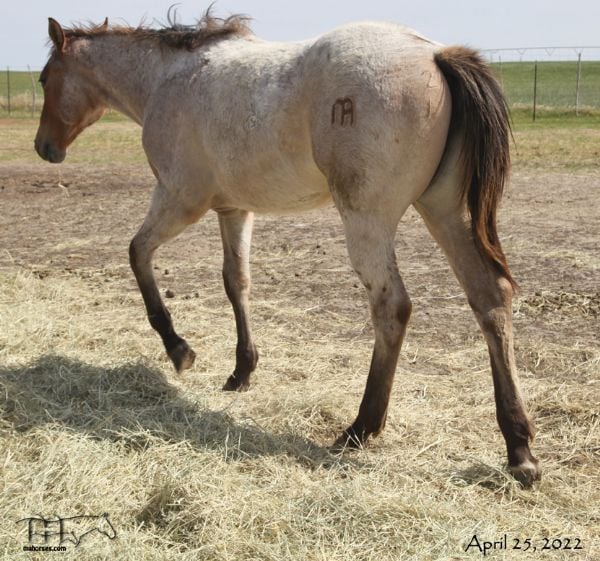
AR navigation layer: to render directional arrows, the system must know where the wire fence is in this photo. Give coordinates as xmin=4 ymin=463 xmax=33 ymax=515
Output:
xmin=2 ymin=47 xmax=600 ymax=120
xmin=483 ymin=47 xmax=600 ymax=120
xmin=0 ymin=66 xmax=42 ymax=118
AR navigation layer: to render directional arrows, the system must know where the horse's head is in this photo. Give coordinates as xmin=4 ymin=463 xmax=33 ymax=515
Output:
xmin=35 ymin=18 xmax=107 ymax=163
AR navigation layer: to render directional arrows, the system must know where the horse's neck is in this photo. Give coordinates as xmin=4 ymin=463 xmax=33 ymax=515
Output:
xmin=77 ymin=36 xmax=169 ymax=124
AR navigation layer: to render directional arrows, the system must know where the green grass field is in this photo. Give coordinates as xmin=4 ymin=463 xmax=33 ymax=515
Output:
xmin=0 ymin=68 xmax=40 ymax=96
xmin=492 ymin=61 xmax=600 ymax=110
xmin=1 ymin=61 xmax=600 ymax=123
xmin=1 ymin=116 xmax=599 ymax=171
xmin=0 ymin=68 xmax=42 ymax=118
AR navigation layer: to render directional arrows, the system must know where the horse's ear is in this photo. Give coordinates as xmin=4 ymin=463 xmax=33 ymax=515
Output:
xmin=101 ymin=17 xmax=109 ymax=30
xmin=48 ymin=18 xmax=66 ymax=52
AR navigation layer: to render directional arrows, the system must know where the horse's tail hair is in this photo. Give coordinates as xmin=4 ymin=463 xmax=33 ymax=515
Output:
xmin=434 ymin=46 xmax=517 ymax=290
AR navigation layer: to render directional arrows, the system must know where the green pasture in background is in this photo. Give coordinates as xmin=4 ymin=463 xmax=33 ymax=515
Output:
xmin=1 ymin=62 xmax=600 ymax=125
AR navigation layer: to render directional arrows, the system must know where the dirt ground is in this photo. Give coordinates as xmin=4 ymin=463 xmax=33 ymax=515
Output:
xmin=1 ymin=161 xmax=597 ymax=346
xmin=1 ymin=156 xmax=599 ymax=559
xmin=0 ymin=161 xmax=598 ymax=437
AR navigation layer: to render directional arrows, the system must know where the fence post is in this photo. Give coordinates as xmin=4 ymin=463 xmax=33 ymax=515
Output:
xmin=6 ymin=66 xmax=11 ymax=116
xmin=532 ymin=61 xmax=538 ymax=122
xmin=28 ymin=65 xmax=37 ymax=117
xmin=575 ymin=52 xmax=582 ymax=116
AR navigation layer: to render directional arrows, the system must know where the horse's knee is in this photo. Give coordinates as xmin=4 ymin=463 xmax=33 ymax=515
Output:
xmin=128 ymin=238 xmax=138 ymax=268
xmin=391 ymin=294 xmax=412 ymax=339
xmin=371 ymin=287 xmax=411 ymax=346
xmin=129 ymin=232 xmax=158 ymax=269
xmin=372 ymin=284 xmax=411 ymax=320
xmin=395 ymin=294 xmax=412 ymax=324
xmin=129 ymin=236 xmax=149 ymax=271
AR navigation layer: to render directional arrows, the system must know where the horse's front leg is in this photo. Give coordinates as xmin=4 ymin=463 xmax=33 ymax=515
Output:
xmin=129 ymin=182 xmax=205 ymax=371
xmin=334 ymin=212 xmax=411 ymax=448
xmin=218 ymin=209 xmax=258 ymax=391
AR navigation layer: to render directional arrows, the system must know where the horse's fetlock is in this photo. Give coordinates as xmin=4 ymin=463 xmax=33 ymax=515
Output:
xmin=236 ymin=343 xmax=259 ymax=371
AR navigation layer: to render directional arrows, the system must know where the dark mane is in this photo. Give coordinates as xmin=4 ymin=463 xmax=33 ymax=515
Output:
xmin=63 ymin=8 xmax=252 ymax=51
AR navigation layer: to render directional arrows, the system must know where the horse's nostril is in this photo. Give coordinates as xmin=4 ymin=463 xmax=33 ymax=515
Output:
xmin=34 ymin=140 xmax=51 ymax=161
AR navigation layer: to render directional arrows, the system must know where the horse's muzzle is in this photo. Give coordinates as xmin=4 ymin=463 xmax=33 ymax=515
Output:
xmin=34 ymin=138 xmax=66 ymax=164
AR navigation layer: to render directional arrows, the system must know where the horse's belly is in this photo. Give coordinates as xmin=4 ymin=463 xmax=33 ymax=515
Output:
xmin=219 ymin=158 xmax=332 ymax=214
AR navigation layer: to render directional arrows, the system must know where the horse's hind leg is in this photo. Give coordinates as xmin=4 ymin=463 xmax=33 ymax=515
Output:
xmin=334 ymin=211 xmax=412 ymax=448
xmin=218 ymin=209 xmax=258 ymax=391
xmin=129 ymin=182 xmax=205 ymax=372
xmin=415 ymin=180 xmax=540 ymax=485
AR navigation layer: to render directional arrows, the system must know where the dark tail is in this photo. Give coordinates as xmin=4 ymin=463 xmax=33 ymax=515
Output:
xmin=434 ymin=46 xmax=517 ymax=290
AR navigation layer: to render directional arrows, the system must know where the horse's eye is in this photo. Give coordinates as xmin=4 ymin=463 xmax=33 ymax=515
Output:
xmin=39 ymin=76 xmax=47 ymax=86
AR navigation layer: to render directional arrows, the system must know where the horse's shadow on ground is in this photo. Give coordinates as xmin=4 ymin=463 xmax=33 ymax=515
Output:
xmin=0 ymin=355 xmax=361 ymax=471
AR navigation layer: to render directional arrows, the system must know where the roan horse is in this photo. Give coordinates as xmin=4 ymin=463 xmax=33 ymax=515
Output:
xmin=35 ymin=11 xmax=540 ymax=485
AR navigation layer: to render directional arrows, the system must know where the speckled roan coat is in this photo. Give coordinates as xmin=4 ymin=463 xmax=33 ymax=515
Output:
xmin=35 ymin=15 xmax=540 ymax=485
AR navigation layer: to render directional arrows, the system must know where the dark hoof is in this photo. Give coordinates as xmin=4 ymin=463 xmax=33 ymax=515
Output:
xmin=168 ymin=340 xmax=196 ymax=373
xmin=509 ymin=457 xmax=542 ymax=488
xmin=332 ymin=426 xmax=368 ymax=451
xmin=222 ymin=373 xmax=251 ymax=392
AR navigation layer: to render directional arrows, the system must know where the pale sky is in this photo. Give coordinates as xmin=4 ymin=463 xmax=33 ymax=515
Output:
xmin=2 ymin=0 xmax=599 ymax=69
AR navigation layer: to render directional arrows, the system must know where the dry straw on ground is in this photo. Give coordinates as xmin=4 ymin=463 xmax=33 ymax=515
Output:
xmin=0 ymin=121 xmax=599 ymax=560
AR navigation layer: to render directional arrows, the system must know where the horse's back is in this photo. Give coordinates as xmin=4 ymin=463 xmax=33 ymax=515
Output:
xmin=143 ymin=22 xmax=452 ymax=215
